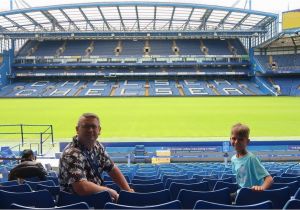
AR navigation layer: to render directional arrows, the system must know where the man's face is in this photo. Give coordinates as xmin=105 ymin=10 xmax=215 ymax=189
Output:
xmin=230 ymin=131 xmax=249 ymax=153
xmin=76 ymin=117 xmax=101 ymax=145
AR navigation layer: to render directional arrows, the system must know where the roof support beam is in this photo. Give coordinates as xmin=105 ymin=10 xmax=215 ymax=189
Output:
xmin=198 ymin=9 xmax=213 ymax=30
xmin=232 ymin=13 xmax=250 ymax=30
xmin=153 ymin=6 xmax=157 ymax=30
xmin=59 ymin=9 xmax=80 ymax=31
xmin=217 ymin=11 xmax=232 ymax=29
xmin=252 ymin=16 xmax=271 ymax=30
xmin=168 ymin=6 xmax=176 ymax=30
xmin=3 ymin=15 xmax=27 ymax=31
xmin=117 ymin=6 xmax=126 ymax=31
xmin=97 ymin=7 xmax=111 ymax=31
xmin=183 ymin=8 xmax=194 ymax=30
xmin=79 ymin=7 xmax=95 ymax=31
xmin=22 ymin=13 xmax=45 ymax=31
xmin=41 ymin=11 xmax=65 ymax=31
xmin=135 ymin=6 xmax=140 ymax=31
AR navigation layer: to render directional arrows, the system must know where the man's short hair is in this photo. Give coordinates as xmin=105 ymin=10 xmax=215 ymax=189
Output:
xmin=231 ymin=123 xmax=250 ymax=139
xmin=21 ymin=149 xmax=34 ymax=161
xmin=77 ymin=113 xmax=100 ymax=126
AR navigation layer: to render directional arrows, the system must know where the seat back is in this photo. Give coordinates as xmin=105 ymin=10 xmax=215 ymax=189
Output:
xmin=194 ymin=200 xmax=273 ymax=209
xmin=235 ymin=187 xmax=290 ymax=209
xmin=0 ymin=180 xmax=18 ymax=186
xmin=131 ymin=178 xmax=161 ymax=185
xmin=131 ymin=182 xmax=164 ymax=193
xmin=57 ymin=190 xmax=112 ymax=209
xmin=0 ymin=189 xmax=55 ymax=209
xmin=10 ymin=202 xmax=90 ymax=209
xmin=36 ymin=184 xmax=60 ymax=198
xmin=169 ymin=181 xmax=209 ymax=200
xmin=203 ymin=177 xmax=233 ymax=190
xmin=177 ymin=188 xmax=231 ymax=209
xmin=283 ymin=199 xmax=300 ymax=209
xmin=118 ymin=189 xmax=171 ymax=206
xmin=213 ymin=181 xmax=239 ymax=194
xmin=25 ymin=180 xmax=55 ymax=190
xmin=165 ymin=178 xmax=198 ymax=189
xmin=294 ymin=188 xmax=300 ymax=199
xmin=270 ymin=181 xmax=299 ymax=195
xmin=0 ymin=184 xmax=32 ymax=192
xmin=104 ymin=200 xmax=182 ymax=209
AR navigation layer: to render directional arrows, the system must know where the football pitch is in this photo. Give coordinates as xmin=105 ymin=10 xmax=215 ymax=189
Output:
xmin=0 ymin=97 xmax=299 ymax=142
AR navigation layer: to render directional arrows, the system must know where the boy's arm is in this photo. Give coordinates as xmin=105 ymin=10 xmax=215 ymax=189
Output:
xmin=251 ymin=175 xmax=273 ymax=191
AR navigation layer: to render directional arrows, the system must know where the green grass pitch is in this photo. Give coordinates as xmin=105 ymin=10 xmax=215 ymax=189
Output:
xmin=0 ymin=97 xmax=299 ymax=142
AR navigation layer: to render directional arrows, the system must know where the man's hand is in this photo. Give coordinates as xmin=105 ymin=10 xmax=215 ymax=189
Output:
xmin=107 ymin=188 xmax=119 ymax=202
xmin=251 ymin=185 xmax=265 ymax=192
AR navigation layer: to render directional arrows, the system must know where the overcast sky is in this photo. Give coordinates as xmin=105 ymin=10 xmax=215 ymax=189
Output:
xmin=0 ymin=0 xmax=299 ymax=15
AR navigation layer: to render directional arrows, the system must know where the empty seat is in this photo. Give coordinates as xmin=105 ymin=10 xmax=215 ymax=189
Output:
xmin=25 ymin=180 xmax=55 ymax=190
xmin=177 ymin=188 xmax=231 ymax=209
xmin=104 ymin=200 xmax=182 ymax=209
xmin=131 ymin=178 xmax=161 ymax=185
xmin=0 ymin=189 xmax=55 ymax=209
xmin=169 ymin=181 xmax=209 ymax=200
xmin=270 ymin=181 xmax=299 ymax=195
xmin=283 ymin=199 xmax=300 ymax=209
xmin=235 ymin=187 xmax=290 ymax=209
xmin=10 ymin=202 xmax=89 ymax=209
xmin=0 ymin=180 xmax=18 ymax=186
xmin=0 ymin=184 xmax=32 ymax=192
xmin=57 ymin=190 xmax=112 ymax=209
xmin=213 ymin=181 xmax=239 ymax=194
xmin=194 ymin=199 xmax=273 ymax=209
xmin=203 ymin=177 xmax=233 ymax=190
xmin=131 ymin=182 xmax=164 ymax=193
xmin=165 ymin=178 xmax=198 ymax=189
xmin=118 ymin=189 xmax=171 ymax=206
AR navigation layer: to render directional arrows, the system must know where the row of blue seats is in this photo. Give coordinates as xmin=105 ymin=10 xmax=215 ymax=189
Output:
xmin=1 ymin=186 xmax=300 ymax=209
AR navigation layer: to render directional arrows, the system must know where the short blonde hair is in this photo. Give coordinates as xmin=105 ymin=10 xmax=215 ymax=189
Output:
xmin=231 ymin=123 xmax=250 ymax=139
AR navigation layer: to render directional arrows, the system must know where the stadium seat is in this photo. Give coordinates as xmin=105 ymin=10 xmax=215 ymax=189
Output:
xmin=169 ymin=181 xmax=209 ymax=200
xmin=235 ymin=187 xmax=290 ymax=209
xmin=106 ymin=183 xmax=121 ymax=193
xmin=165 ymin=178 xmax=198 ymax=189
xmin=203 ymin=177 xmax=233 ymax=190
xmin=25 ymin=180 xmax=55 ymax=190
xmin=270 ymin=181 xmax=299 ymax=195
xmin=213 ymin=181 xmax=239 ymax=194
xmin=131 ymin=182 xmax=164 ymax=193
xmin=283 ymin=199 xmax=300 ymax=209
xmin=161 ymin=174 xmax=188 ymax=185
xmin=104 ymin=200 xmax=182 ymax=209
xmin=10 ymin=202 xmax=89 ymax=209
xmin=273 ymin=176 xmax=300 ymax=183
xmin=177 ymin=188 xmax=231 ymax=209
xmin=294 ymin=188 xmax=300 ymax=199
xmin=57 ymin=190 xmax=111 ymax=209
xmin=0 ymin=183 xmax=32 ymax=192
xmin=133 ymin=175 xmax=157 ymax=180
xmin=0 ymin=180 xmax=18 ymax=186
xmin=118 ymin=189 xmax=171 ymax=206
xmin=0 ymin=189 xmax=55 ymax=209
xmin=193 ymin=200 xmax=273 ymax=209
xmin=131 ymin=178 xmax=162 ymax=185
xmin=36 ymin=184 xmax=60 ymax=199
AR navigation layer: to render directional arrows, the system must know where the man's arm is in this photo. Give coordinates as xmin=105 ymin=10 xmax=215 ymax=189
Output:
xmin=251 ymin=175 xmax=273 ymax=191
xmin=108 ymin=166 xmax=133 ymax=191
xmin=72 ymin=180 xmax=119 ymax=200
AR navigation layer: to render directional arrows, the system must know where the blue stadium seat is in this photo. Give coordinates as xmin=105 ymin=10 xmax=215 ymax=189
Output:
xmin=169 ymin=181 xmax=209 ymax=200
xmin=104 ymin=200 xmax=182 ymax=209
xmin=0 ymin=184 xmax=32 ymax=192
xmin=25 ymin=180 xmax=55 ymax=190
xmin=203 ymin=177 xmax=233 ymax=190
xmin=270 ymin=181 xmax=299 ymax=195
xmin=165 ymin=178 xmax=198 ymax=189
xmin=274 ymin=176 xmax=300 ymax=183
xmin=0 ymin=180 xmax=19 ymax=186
xmin=177 ymin=188 xmax=231 ymax=209
xmin=0 ymin=189 xmax=55 ymax=209
xmin=36 ymin=184 xmax=60 ymax=199
xmin=235 ymin=187 xmax=290 ymax=209
xmin=294 ymin=188 xmax=300 ymax=199
xmin=213 ymin=181 xmax=239 ymax=194
xmin=57 ymin=190 xmax=111 ymax=209
xmin=194 ymin=200 xmax=273 ymax=209
xmin=106 ymin=183 xmax=121 ymax=193
xmin=118 ymin=189 xmax=171 ymax=206
xmin=131 ymin=178 xmax=161 ymax=184
xmin=283 ymin=199 xmax=300 ymax=209
xmin=10 ymin=202 xmax=89 ymax=209
xmin=131 ymin=182 xmax=164 ymax=193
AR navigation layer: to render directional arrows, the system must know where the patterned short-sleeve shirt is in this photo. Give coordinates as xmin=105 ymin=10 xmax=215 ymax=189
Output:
xmin=58 ymin=136 xmax=114 ymax=193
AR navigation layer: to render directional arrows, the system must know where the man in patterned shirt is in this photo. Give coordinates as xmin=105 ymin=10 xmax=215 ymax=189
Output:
xmin=59 ymin=113 xmax=133 ymax=201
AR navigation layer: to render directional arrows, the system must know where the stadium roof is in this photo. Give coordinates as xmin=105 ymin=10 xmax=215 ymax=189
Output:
xmin=0 ymin=1 xmax=278 ymax=36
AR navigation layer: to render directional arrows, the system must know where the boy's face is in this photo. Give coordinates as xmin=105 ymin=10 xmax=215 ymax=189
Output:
xmin=230 ymin=131 xmax=249 ymax=153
